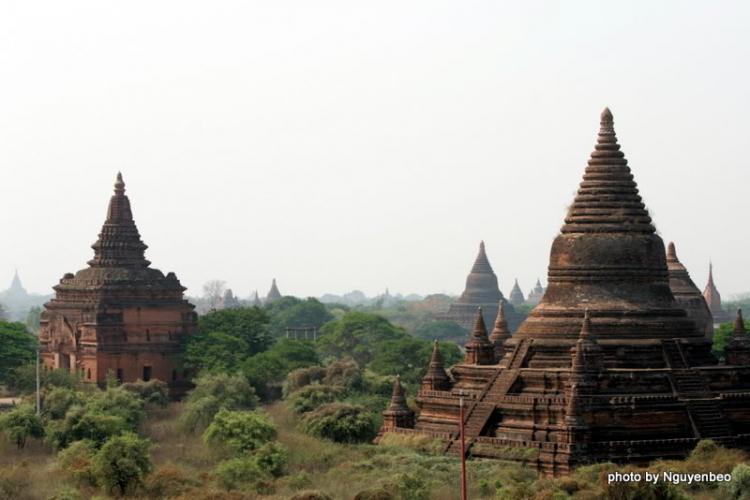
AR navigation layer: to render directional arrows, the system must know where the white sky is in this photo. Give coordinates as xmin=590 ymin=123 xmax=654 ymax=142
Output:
xmin=1 ymin=1 xmax=748 ymax=300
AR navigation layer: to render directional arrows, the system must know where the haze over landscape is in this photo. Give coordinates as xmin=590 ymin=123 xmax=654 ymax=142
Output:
xmin=1 ymin=1 xmax=748 ymax=299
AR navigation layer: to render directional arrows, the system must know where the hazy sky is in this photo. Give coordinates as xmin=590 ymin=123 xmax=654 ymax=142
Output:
xmin=1 ymin=1 xmax=749 ymax=300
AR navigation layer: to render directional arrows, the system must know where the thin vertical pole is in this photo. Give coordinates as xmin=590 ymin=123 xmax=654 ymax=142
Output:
xmin=460 ymin=395 xmax=467 ymax=500
xmin=36 ymin=347 xmax=41 ymax=415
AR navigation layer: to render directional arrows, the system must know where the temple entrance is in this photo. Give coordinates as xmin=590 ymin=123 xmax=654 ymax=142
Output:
xmin=143 ymin=366 xmax=151 ymax=382
xmin=59 ymin=353 xmax=71 ymax=370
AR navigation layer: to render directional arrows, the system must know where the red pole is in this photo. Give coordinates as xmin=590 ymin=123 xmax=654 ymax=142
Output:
xmin=460 ymin=395 xmax=467 ymax=500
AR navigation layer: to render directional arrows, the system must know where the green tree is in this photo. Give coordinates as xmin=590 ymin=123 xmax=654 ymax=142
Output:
xmin=415 ymin=321 xmax=468 ymax=341
xmin=0 ymin=320 xmax=36 ymax=384
xmin=214 ymin=456 xmax=264 ymax=491
xmin=203 ymin=409 xmax=277 ymax=454
xmin=289 ymin=385 xmax=346 ymax=415
xmin=368 ymin=337 xmax=461 ymax=384
xmin=46 ymin=406 xmax=128 ymax=450
xmin=242 ymin=339 xmax=320 ymax=400
xmin=120 ymin=379 xmax=170 ymax=406
xmin=0 ymin=403 xmax=45 ymax=449
xmin=299 ymin=403 xmax=377 ymax=443
xmin=43 ymin=387 xmax=86 ymax=420
xmin=268 ymin=298 xmax=334 ymax=338
xmin=317 ymin=312 xmax=407 ymax=366
xmin=254 ymin=441 xmax=288 ymax=478
xmin=184 ymin=307 xmax=273 ymax=373
xmin=180 ymin=373 xmax=258 ymax=432
xmin=86 ymin=387 xmax=146 ymax=430
xmin=11 ymin=366 xmax=80 ymax=393
xmin=713 ymin=319 xmax=750 ymax=359
xmin=93 ymin=432 xmax=152 ymax=496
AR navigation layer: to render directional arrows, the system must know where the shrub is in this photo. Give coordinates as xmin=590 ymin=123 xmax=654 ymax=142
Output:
xmin=45 ymin=486 xmax=82 ymax=500
xmin=121 ymin=379 xmax=170 ymax=406
xmin=214 ymin=457 xmax=263 ymax=491
xmin=145 ymin=466 xmax=197 ymax=498
xmin=203 ymin=409 xmax=277 ymax=454
xmin=86 ymin=387 xmax=146 ymax=429
xmin=354 ymin=489 xmax=394 ymax=500
xmin=43 ymin=387 xmax=85 ymax=420
xmin=45 ymin=406 xmax=127 ymax=450
xmin=299 ymin=403 xmax=377 ymax=443
xmin=289 ymin=385 xmax=345 ymax=415
xmin=180 ymin=373 xmax=258 ymax=433
xmin=323 ymin=360 xmax=363 ymax=389
xmin=254 ymin=441 xmax=288 ymax=477
xmin=58 ymin=439 xmax=97 ymax=486
xmin=283 ymin=366 xmax=327 ymax=397
xmin=724 ymin=463 xmax=750 ymax=499
xmin=0 ymin=403 xmax=44 ymax=449
xmin=290 ymin=491 xmax=332 ymax=500
xmin=92 ymin=432 xmax=152 ymax=496
xmin=394 ymin=473 xmax=429 ymax=500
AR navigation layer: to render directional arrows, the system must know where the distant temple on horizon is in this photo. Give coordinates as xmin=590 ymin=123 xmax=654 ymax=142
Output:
xmin=525 ymin=279 xmax=545 ymax=305
xmin=377 ymin=108 xmax=750 ymax=476
xmin=703 ymin=263 xmax=733 ymax=327
xmin=39 ymin=174 xmax=198 ymax=395
xmin=434 ymin=241 xmax=526 ymax=334
xmin=218 ymin=289 xmax=241 ymax=309
xmin=508 ymin=279 xmax=525 ymax=306
xmin=265 ymin=278 xmax=282 ymax=304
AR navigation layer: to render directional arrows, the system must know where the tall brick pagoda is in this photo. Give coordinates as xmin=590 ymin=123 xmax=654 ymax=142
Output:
xmin=667 ymin=242 xmax=714 ymax=338
xmin=378 ymin=108 xmax=750 ymax=476
xmin=435 ymin=241 xmax=525 ymax=333
xmin=703 ymin=263 xmax=732 ymax=327
xmin=39 ymin=174 xmax=197 ymax=394
xmin=266 ymin=279 xmax=282 ymax=304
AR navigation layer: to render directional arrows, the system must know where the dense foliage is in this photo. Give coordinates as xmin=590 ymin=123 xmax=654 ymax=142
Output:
xmin=184 ymin=307 xmax=273 ymax=372
xmin=299 ymin=403 xmax=377 ymax=443
xmin=92 ymin=433 xmax=152 ymax=496
xmin=0 ymin=320 xmax=36 ymax=384
xmin=266 ymin=297 xmax=334 ymax=338
xmin=317 ymin=312 xmax=408 ymax=366
xmin=367 ymin=337 xmax=462 ymax=384
xmin=179 ymin=372 xmax=258 ymax=432
xmin=414 ymin=320 xmax=467 ymax=341
xmin=712 ymin=319 xmax=750 ymax=358
xmin=0 ymin=403 xmax=45 ymax=449
xmin=242 ymin=339 xmax=320 ymax=400
xmin=203 ymin=409 xmax=277 ymax=454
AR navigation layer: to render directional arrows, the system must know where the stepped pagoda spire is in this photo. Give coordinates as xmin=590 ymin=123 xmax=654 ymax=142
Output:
xmin=489 ymin=301 xmax=511 ymax=361
xmin=465 ymin=307 xmax=495 ymax=365
xmin=435 ymin=240 xmax=526 ymax=334
xmin=508 ymin=279 xmax=525 ymax=306
xmin=666 ymin=242 xmax=714 ymax=338
xmin=39 ymin=173 xmax=197 ymax=395
xmin=252 ymin=290 xmax=263 ymax=307
xmin=726 ymin=309 xmax=750 ymax=365
xmin=511 ymin=108 xmax=713 ymax=368
xmin=381 ymin=376 xmax=415 ymax=429
xmin=422 ymin=340 xmax=451 ymax=391
xmin=266 ymin=279 xmax=282 ymax=304
xmin=88 ymin=173 xmax=150 ymax=268
xmin=703 ymin=262 xmax=731 ymax=325
xmin=734 ymin=309 xmax=747 ymax=339
xmin=526 ymin=278 xmax=545 ymax=305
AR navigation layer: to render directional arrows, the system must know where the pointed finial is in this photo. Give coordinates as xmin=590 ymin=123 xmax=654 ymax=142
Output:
xmin=734 ymin=309 xmax=746 ymax=338
xmin=480 ymin=240 xmax=485 ymax=251
xmin=599 ymin=107 xmax=615 ymax=136
xmin=667 ymin=242 xmax=677 ymax=261
xmin=114 ymin=172 xmax=125 ymax=195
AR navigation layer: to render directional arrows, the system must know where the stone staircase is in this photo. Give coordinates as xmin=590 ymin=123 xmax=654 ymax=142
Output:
xmin=662 ymin=339 xmax=688 ymax=369
xmin=444 ymin=339 xmax=532 ymax=456
xmin=687 ymin=400 xmax=733 ymax=439
xmin=661 ymin=339 xmax=733 ymax=440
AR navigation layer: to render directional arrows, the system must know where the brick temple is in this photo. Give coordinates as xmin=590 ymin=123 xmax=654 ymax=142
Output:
xmin=435 ymin=241 xmax=525 ymax=334
xmin=39 ymin=174 xmax=197 ymax=394
xmin=378 ymin=109 xmax=750 ymax=476
xmin=703 ymin=263 xmax=733 ymax=327
xmin=265 ymin=278 xmax=282 ymax=304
